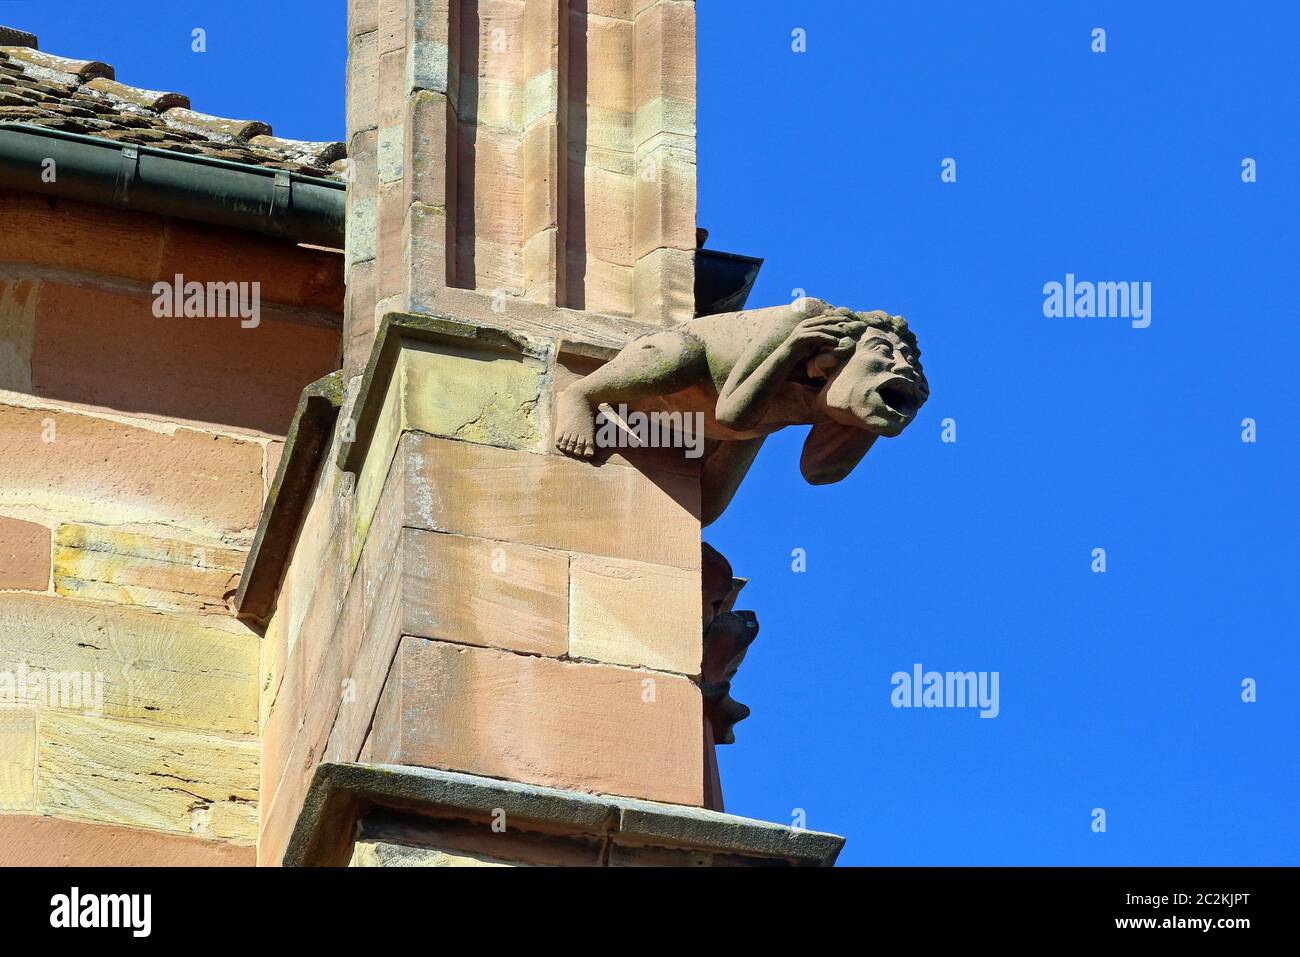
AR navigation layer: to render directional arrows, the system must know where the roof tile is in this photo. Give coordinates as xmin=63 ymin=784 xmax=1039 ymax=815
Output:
xmin=0 ymin=25 xmax=345 ymax=180
xmin=1 ymin=46 xmax=113 ymax=81
xmin=161 ymin=106 xmax=271 ymax=143
xmin=84 ymin=77 xmax=190 ymax=112
xmin=248 ymin=134 xmax=346 ymax=169
xmin=0 ymin=27 xmax=37 ymax=48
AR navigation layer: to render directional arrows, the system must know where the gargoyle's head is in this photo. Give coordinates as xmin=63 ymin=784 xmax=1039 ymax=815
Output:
xmin=812 ymin=312 xmax=928 ymax=437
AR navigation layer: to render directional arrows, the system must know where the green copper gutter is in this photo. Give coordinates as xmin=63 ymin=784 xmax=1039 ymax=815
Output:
xmin=0 ymin=123 xmax=345 ymax=247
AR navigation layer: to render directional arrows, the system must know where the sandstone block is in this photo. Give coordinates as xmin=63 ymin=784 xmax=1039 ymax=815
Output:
xmin=347 ymin=27 xmax=381 ymax=142
xmin=52 ymin=524 xmax=245 ymax=615
xmin=370 ymin=636 xmax=703 ymax=805
xmin=633 ymin=0 xmax=696 ymax=111
xmin=0 ymin=402 xmax=264 ymax=537
xmin=634 ymin=245 xmax=694 ymax=327
xmin=0 ymin=277 xmax=38 ymax=393
xmin=344 ymin=259 xmax=379 ymax=379
xmin=350 ymin=337 xmax=547 ymax=563
xmin=38 ymin=711 xmax=258 ymax=843
xmin=632 ymin=143 xmax=696 ymax=259
xmin=569 ymin=553 xmax=699 ymax=675
xmin=346 ymin=128 xmax=380 ymax=269
xmin=0 ymin=516 xmax=50 ymax=591
xmin=403 ymin=527 xmax=569 ymax=657
xmin=400 ymin=432 xmax=700 ymax=568
xmin=406 ymin=90 xmax=455 ymax=209
xmin=0 ymin=815 xmax=255 ymax=866
xmin=349 ymin=0 xmax=380 ymax=41
xmin=579 ymin=11 xmax=634 ymax=115
xmin=0 ymin=708 xmax=36 ymax=812
xmin=0 ymin=593 xmax=258 ymax=735
xmin=31 ymin=282 xmax=338 ymax=437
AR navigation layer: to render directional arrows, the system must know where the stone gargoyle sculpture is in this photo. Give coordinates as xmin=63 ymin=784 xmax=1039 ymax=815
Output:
xmin=554 ymin=299 xmax=929 ymax=524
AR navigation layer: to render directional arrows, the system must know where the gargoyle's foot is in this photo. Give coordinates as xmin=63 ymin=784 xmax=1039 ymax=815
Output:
xmin=554 ymin=388 xmax=597 ymax=459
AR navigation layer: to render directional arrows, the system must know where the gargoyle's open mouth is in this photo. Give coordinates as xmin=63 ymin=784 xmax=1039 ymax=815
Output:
xmin=877 ymin=379 xmax=920 ymax=419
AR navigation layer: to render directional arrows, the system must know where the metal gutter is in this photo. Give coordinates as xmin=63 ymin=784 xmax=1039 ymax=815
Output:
xmin=0 ymin=123 xmax=345 ymax=247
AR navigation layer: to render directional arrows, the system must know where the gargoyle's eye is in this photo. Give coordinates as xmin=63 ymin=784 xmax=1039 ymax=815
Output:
xmin=869 ymin=340 xmax=893 ymax=355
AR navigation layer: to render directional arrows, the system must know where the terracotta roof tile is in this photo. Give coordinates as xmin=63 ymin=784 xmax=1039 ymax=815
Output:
xmin=161 ymin=106 xmax=272 ymax=143
xmin=248 ymin=134 xmax=347 ymax=169
xmin=84 ymin=76 xmax=190 ymax=112
xmin=0 ymin=26 xmax=345 ymax=180
xmin=1 ymin=46 xmax=113 ymax=81
xmin=0 ymin=27 xmax=38 ymax=49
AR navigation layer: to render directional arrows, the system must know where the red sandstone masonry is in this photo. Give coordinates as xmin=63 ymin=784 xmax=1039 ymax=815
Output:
xmin=0 ymin=402 xmax=264 ymax=538
xmin=370 ymin=635 xmax=704 ymax=806
xmin=0 ymin=516 xmax=50 ymax=590
xmin=0 ymin=815 xmax=255 ymax=867
xmin=401 ymin=431 xmax=701 ymax=569
xmin=31 ymin=282 xmax=338 ymax=437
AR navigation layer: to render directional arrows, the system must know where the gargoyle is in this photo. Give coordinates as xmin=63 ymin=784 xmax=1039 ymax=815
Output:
xmin=555 ymin=299 xmax=929 ymax=524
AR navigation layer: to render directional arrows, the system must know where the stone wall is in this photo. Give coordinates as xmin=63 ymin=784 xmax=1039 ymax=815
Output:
xmin=256 ymin=315 xmax=704 ymax=865
xmin=343 ymin=0 xmax=697 ymax=378
xmin=0 ymin=191 xmax=342 ymax=865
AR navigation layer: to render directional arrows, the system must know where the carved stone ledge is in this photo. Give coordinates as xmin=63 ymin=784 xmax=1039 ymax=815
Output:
xmin=285 ymin=762 xmax=844 ymax=867
xmin=234 ymin=370 xmax=344 ymax=623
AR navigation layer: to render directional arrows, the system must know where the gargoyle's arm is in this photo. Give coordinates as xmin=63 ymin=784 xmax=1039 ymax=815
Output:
xmin=715 ymin=309 xmax=863 ymax=431
xmin=800 ymin=422 xmax=878 ymax=485
xmin=714 ymin=333 xmax=801 ymax=431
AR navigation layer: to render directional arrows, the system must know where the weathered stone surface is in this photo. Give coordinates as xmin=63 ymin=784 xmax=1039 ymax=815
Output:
xmin=403 ymin=528 xmax=569 ymax=657
xmin=0 ymin=515 xmax=50 ymax=591
xmin=53 ymin=524 xmax=245 ymax=615
xmin=260 ymin=579 xmax=377 ymax=866
xmin=573 ymin=162 xmax=635 ymax=267
xmin=632 ymin=144 xmax=696 ymax=259
xmin=400 ymin=431 xmax=700 ymax=568
xmin=346 ymin=128 xmax=380 ymax=270
xmin=0 ymin=190 xmax=166 ymax=285
xmin=402 ymin=338 xmax=545 ymax=448
xmin=406 ymin=90 xmax=455 ymax=210
xmin=0 ymin=708 xmax=36 ymax=812
xmin=0 ymin=401 xmax=265 ymax=537
xmin=37 ymin=712 xmax=258 ymax=843
xmin=32 ymin=281 xmax=338 ymax=437
xmin=349 ymin=840 xmax=516 ymax=867
xmin=370 ymin=636 xmax=703 ymax=805
xmin=285 ymin=762 xmax=845 ymax=867
xmin=378 ymin=48 xmax=407 ymax=184
xmin=569 ymin=553 xmax=698 ymax=674
xmin=344 ymin=259 xmax=378 ymax=379
xmin=349 ymin=0 xmax=379 ymax=40
xmin=0 ymin=277 xmax=38 ymax=393
xmin=633 ymin=244 xmax=693 ymax=327
xmin=0 ymin=814 xmax=256 ymax=867
xmin=349 ymin=334 xmax=548 ymax=563
xmin=348 ymin=28 xmax=382 ymax=141
xmin=0 ymin=593 xmax=258 ymax=735
xmin=633 ymin=0 xmax=696 ymax=113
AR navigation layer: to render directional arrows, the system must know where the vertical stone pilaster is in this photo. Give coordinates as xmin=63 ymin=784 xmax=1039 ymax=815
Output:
xmin=521 ymin=0 xmax=567 ymax=305
xmin=343 ymin=0 xmax=381 ymax=376
xmin=345 ymin=0 xmax=696 ymax=338
xmin=632 ymin=0 xmax=696 ymax=326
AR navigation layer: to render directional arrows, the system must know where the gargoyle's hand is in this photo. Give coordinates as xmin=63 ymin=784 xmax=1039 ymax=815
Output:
xmin=782 ymin=310 xmax=867 ymax=360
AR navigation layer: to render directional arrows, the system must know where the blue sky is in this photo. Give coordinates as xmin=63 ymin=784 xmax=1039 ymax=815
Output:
xmin=8 ymin=1 xmax=1296 ymax=865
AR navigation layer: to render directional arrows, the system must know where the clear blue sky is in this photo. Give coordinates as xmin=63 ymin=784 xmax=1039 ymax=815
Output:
xmin=8 ymin=1 xmax=1296 ymax=865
